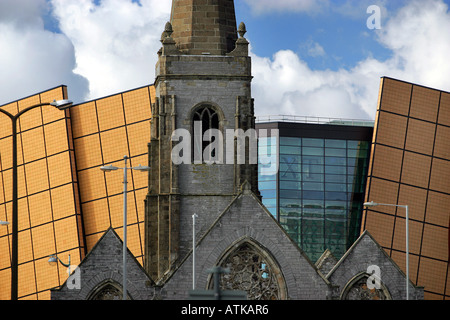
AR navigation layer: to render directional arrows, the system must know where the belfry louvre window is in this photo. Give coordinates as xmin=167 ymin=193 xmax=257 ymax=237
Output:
xmin=193 ymin=106 xmax=220 ymax=162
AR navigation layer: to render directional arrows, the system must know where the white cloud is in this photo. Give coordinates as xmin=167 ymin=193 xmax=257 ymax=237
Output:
xmin=0 ymin=0 xmax=89 ymax=105
xmin=304 ymin=40 xmax=326 ymax=58
xmin=251 ymin=0 xmax=450 ymax=120
xmin=50 ymin=0 xmax=172 ymax=101
xmin=2 ymin=0 xmax=449 ymax=124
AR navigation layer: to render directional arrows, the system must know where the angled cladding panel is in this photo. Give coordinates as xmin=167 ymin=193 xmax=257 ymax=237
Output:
xmin=363 ymin=77 xmax=450 ymax=300
xmin=70 ymin=85 xmax=153 ymax=267
xmin=170 ymin=0 xmax=238 ymax=55
xmin=0 ymin=86 xmax=84 ymax=300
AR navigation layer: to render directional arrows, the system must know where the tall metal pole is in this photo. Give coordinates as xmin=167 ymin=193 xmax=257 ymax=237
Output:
xmin=123 ymin=155 xmax=128 ymax=300
xmin=11 ymin=119 xmax=18 ymax=301
xmin=364 ymin=201 xmax=410 ymax=300
xmin=100 ymin=156 xmax=150 ymax=301
xmin=0 ymin=103 xmax=54 ymax=300
xmin=192 ymin=213 xmax=198 ymax=290
xmin=405 ymin=205 xmax=409 ymax=300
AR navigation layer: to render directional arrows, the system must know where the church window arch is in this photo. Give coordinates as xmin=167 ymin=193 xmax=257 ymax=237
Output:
xmin=191 ymin=103 xmax=224 ymax=163
xmin=87 ymin=279 xmax=129 ymax=300
xmin=341 ymin=273 xmax=392 ymax=300
xmin=208 ymin=240 xmax=287 ymax=300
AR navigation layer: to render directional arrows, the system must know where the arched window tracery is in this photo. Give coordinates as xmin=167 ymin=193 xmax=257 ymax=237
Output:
xmin=192 ymin=105 xmax=221 ymax=162
xmin=87 ymin=280 xmax=128 ymax=300
xmin=210 ymin=241 xmax=287 ymax=300
xmin=341 ymin=274 xmax=391 ymax=300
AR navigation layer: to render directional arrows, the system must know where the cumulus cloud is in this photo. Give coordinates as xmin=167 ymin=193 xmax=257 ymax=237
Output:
xmin=251 ymin=0 xmax=450 ymax=120
xmin=0 ymin=0 xmax=89 ymax=105
xmin=50 ymin=0 xmax=171 ymax=101
xmin=2 ymin=0 xmax=449 ymax=123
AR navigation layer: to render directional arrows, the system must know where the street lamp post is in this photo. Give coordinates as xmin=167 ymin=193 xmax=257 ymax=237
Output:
xmin=192 ymin=213 xmax=198 ymax=290
xmin=100 ymin=156 xmax=150 ymax=300
xmin=0 ymin=99 xmax=72 ymax=300
xmin=364 ymin=201 xmax=409 ymax=300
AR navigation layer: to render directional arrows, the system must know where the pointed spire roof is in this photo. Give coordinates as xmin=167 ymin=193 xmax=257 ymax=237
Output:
xmin=170 ymin=0 xmax=238 ymax=55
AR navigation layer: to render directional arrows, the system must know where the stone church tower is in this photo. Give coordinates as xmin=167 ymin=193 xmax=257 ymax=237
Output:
xmin=144 ymin=0 xmax=259 ymax=281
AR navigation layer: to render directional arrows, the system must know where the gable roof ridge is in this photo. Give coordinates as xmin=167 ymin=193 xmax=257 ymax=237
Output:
xmin=66 ymin=227 xmax=154 ymax=286
xmin=158 ymin=183 xmax=332 ymax=285
xmin=325 ymin=229 xmax=420 ymax=289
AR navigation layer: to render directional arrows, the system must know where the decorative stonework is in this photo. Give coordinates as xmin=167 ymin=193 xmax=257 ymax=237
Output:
xmin=211 ymin=241 xmax=287 ymax=300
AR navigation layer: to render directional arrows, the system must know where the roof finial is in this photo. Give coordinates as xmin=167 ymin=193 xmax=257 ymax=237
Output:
xmin=238 ymin=22 xmax=247 ymax=38
xmin=161 ymin=21 xmax=174 ymax=42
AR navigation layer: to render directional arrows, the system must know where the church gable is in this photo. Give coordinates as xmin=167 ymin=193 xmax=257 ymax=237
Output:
xmin=160 ymin=185 xmax=333 ymax=300
xmin=51 ymin=228 xmax=158 ymax=300
xmin=326 ymin=231 xmax=424 ymax=300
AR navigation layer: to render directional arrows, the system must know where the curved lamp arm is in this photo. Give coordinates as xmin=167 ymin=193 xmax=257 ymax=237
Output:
xmin=48 ymin=254 xmax=71 ymax=268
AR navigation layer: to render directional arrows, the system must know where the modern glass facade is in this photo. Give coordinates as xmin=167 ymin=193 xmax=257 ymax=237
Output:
xmin=257 ymin=121 xmax=373 ymax=262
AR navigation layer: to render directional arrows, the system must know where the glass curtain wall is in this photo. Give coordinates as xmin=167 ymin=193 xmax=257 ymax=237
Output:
xmin=258 ymin=136 xmax=370 ymax=262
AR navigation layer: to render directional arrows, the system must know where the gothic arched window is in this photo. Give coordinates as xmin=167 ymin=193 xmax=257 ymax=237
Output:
xmin=209 ymin=241 xmax=287 ymax=300
xmin=341 ymin=274 xmax=391 ymax=300
xmin=192 ymin=105 xmax=220 ymax=162
xmin=87 ymin=280 xmax=128 ymax=300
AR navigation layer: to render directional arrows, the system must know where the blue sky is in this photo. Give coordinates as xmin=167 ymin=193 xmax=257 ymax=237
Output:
xmin=1 ymin=0 xmax=450 ymax=120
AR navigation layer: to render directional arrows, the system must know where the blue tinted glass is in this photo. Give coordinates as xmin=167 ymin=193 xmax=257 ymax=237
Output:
xmin=280 ymin=137 xmax=301 ymax=146
xmin=303 ymin=199 xmax=324 ymax=209
xmin=325 ymin=157 xmax=346 ymax=166
xmin=258 ymin=173 xmax=277 ymax=181
xmin=303 ymin=173 xmax=324 ymax=182
xmin=260 ymin=189 xmax=277 ymax=199
xmin=325 ymin=166 xmax=346 ymax=174
xmin=303 ymin=164 xmax=324 ymax=174
xmin=280 ymin=181 xmax=302 ymax=190
xmin=302 ymin=156 xmax=324 ymax=165
xmin=280 ymin=198 xmax=301 ymax=207
xmin=261 ymin=198 xmax=277 ymax=207
xmin=280 ymin=162 xmax=301 ymax=174
xmin=348 ymin=140 xmax=369 ymax=150
xmin=303 ymin=191 xmax=324 ymax=200
xmin=258 ymin=136 xmax=277 ymax=146
xmin=280 ymin=155 xmax=301 ymax=164
xmin=258 ymin=149 xmax=277 ymax=158
xmin=325 ymin=192 xmax=348 ymax=201
xmin=325 ymin=183 xmax=347 ymax=192
xmin=325 ymin=174 xmax=346 ymax=183
xmin=347 ymin=148 xmax=368 ymax=158
xmin=326 ymin=201 xmax=347 ymax=210
xmin=280 ymin=207 xmax=301 ymax=215
xmin=280 ymin=189 xmax=301 ymax=199
xmin=259 ymin=181 xmax=277 ymax=190
xmin=325 ymin=139 xmax=346 ymax=148
xmin=303 ymin=138 xmax=324 ymax=147
xmin=303 ymin=182 xmax=324 ymax=191
xmin=280 ymin=171 xmax=300 ymax=181
xmin=303 ymin=147 xmax=324 ymax=156
xmin=325 ymin=148 xmax=347 ymax=157
xmin=280 ymin=146 xmax=301 ymax=155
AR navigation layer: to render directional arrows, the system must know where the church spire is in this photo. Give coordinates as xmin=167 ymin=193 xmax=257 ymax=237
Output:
xmin=170 ymin=0 xmax=238 ymax=55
